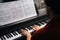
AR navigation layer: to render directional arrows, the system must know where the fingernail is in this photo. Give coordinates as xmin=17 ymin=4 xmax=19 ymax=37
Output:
xmin=33 ymin=28 xmax=35 ymax=30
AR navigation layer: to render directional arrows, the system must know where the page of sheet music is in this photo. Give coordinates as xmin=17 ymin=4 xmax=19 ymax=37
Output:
xmin=0 ymin=0 xmax=37 ymax=25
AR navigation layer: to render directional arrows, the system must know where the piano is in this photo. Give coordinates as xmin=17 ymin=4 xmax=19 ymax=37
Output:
xmin=0 ymin=0 xmax=51 ymax=40
xmin=0 ymin=15 xmax=51 ymax=40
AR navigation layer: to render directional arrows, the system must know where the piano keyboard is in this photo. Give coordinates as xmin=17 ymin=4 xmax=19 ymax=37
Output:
xmin=0 ymin=19 xmax=51 ymax=40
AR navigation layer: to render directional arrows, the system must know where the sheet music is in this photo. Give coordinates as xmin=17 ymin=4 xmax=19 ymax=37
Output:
xmin=0 ymin=0 xmax=37 ymax=26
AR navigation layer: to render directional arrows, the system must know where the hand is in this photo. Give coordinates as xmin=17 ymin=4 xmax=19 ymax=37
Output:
xmin=21 ymin=25 xmax=42 ymax=37
xmin=32 ymin=25 xmax=42 ymax=31
xmin=21 ymin=29 xmax=31 ymax=37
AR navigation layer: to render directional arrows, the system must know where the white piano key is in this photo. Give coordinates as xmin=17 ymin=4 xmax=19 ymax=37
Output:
xmin=7 ymin=34 xmax=11 ymax=38
xmin=45 ymin=20 xmax=49 ymax=23
xmin=0 ymin=38 xmax=2 ymax=40
xmin=12 ymin=32 xmax=16 ymax=36
xmin=25 ymin=28 xmax=29 ymax=31
xmin=14 ymin=32 xmax=18 ymax=35
xmin=8 ymin=32 xmax=22 ymax=40
xmin=30 ymin=26 xmax=33 ymax=27
xmin=11 ymin=33 xmax=15 ymax=37
xmin=6 ymin=34 xmax=10 ymax=39
xmin=9 ymin=34 xmax=13 ymax=37
xmin=28 ymin=29 xmax=34 ymax=33
xmin=8 ymin=34 xmax=12 ymax=38
xmin=39 ymin=23 xmax=43 ymax=26
xmin=27 ymin=26 xmax=32 ymax=30
xmin=40 ymin=23 xmax=47 ymax=28
xmin=42 ymin=21 xmax=47 ymax=24
xmin=1 ymin=36 xmax=4 ymax=40
xmin=15 ymin=31 xmax=22 ymax=36
xmin=4 ymin=35 xmax=8 ymax=40
xmin=15 ymin=31 xmax=19 ymax=35
xmin=45 ymin=19 xmax=51 ymax=23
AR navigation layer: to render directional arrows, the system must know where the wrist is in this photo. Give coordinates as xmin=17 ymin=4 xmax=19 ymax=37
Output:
xmin=26 ymin=34 xmax=32 ymax=38
xmin=26 ymin=35 xmax=32 ymax=40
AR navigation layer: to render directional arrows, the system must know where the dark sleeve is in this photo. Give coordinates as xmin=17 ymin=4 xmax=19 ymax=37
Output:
xmin=44 ymin=0 xmax=53 ymax=7
xmin=31 ymin=26 xmax=47 ymax=40
xmin=31 ymin=17 xmax=60 ymax=40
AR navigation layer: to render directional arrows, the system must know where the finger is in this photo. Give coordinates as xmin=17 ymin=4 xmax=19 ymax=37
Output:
xmin=21 ymin=29 xmax=24 ymax=34
xmin=32 ymin=28 xmax=36 ymax=30
xmin=32 ymin=25 xmax=37 ymax=29
xmin=21 ymin=29 xmax=26 ymax=34
xmin=31 ymin=25 xmax=36 ymax=30
xmin=34 ymin=25 xmax=40 ymax=27
xmin=21 ymin=29 xmax=24 ymax=31
xmin=21 ymin=29 xmax=26 ymax=32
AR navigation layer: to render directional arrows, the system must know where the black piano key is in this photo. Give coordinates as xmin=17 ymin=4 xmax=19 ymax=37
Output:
xmin=4 ymin=35 xmax=8 ymax=40
xmin=27 ymin=26 xmax=32 ymax=30
xmin=21 ymin=27 xmax=26 ymax=30
xmin=12 ymin=32 xmax=16 ymax=36
xmin=10 ymin=33 xmax=14 ymax=37
xmin=8 ymin=34 xmax=13 ymax=38
xmin=43 ymin=21 xmax=47 ymax=24
xmin=21 ymin=27 xmax=29 ymax=31
xmin=8 ymin=34 xmax=12 ymax=38
xmin=41 ymin=22 xmax=45 ymax=25
xmin=43 ymin=20 xmax=47 ymax=23
xmin=0 ymin=36 xmax=5 ymax=40
xmin=47 ymin=19 xmax=51 ymax=21
xmin=17 ymin=31 xmax=20 ymax=34
xmin=14 ymin=31 xmax=18 ymax=35
xmin=38 ymin=22 xmax=43 ymax=26
xmin=9 ymin=33 xmax=13 ymax=37
xmin=17 ymin=30 xmax=22 ymax=34
xmin=7 ymin=34 xmax=11 ymax=38
xmin=0 ymin=37 xmax=3 ymax=40
xmin=12 ymin=32 xmax=17 ymax=36
xmin=24 ymin=28 xmax=29 ymax=31
xmin=34 ymin=23 xmax=41 ymax=26
xmin=30 ymin=24 xmax=34 ymax=26
xmin=44 ymin=19 xmax=49 ymax=23
xmin=6 ymin=34 xmax=10 ymax=38
xmin=42 ymin=20 xmax=47 ymax=23
xmin=3 ymin=36 xmax=6 ymax=40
